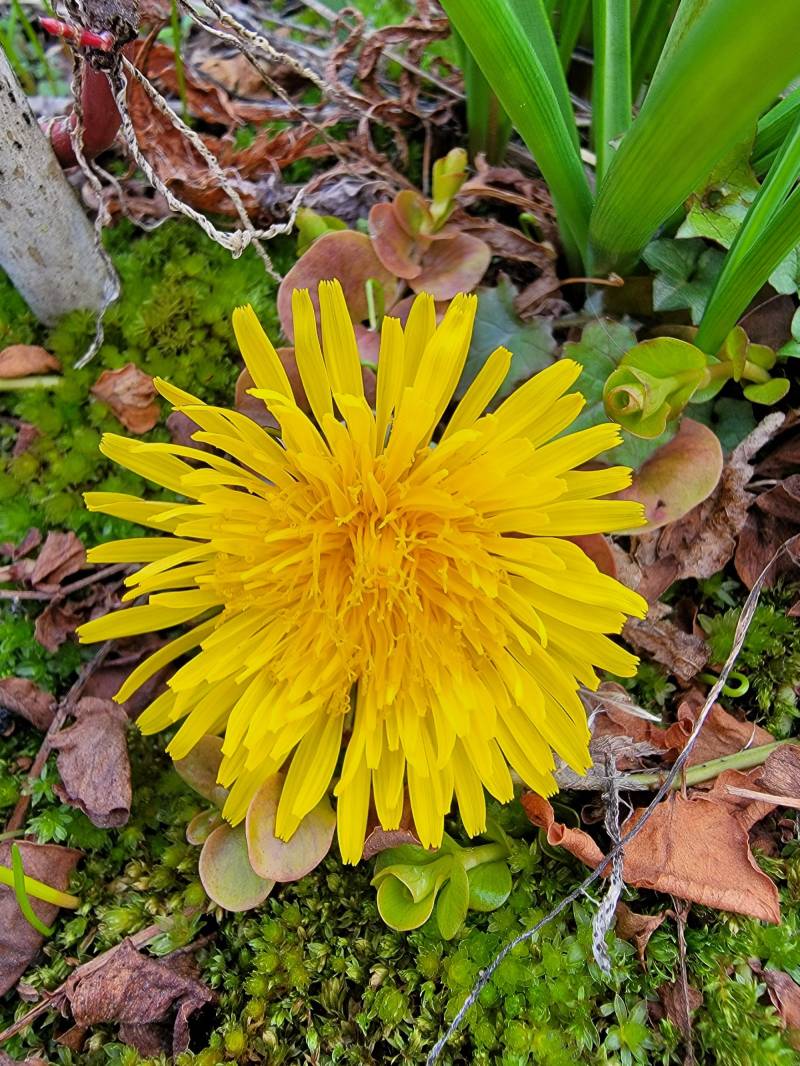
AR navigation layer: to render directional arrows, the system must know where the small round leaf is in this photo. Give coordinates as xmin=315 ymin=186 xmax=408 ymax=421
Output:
xmin=173 ymin=735 xmax=227 ymax=807
xmin=186 ymin=808 xmax=223 ymax=846
xmin=743 ymin=378 xmax=790 ymax=405
xmin=467 ymin=861 xmax=512 ymax=913
xmin=246 ymin=773 xmax=335 ymax=883
xmin=199 ymin=823 xmax=274 ymax=912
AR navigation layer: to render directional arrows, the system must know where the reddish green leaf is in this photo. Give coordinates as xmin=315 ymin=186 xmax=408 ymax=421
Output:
xmin=173 ymin=736 xmax=227 ymax=808
xmin=186 ymin=808 xmax=223 ymax=846
xmin=369 ymin=202 xmax=426 ymax=280
xmin=277 ymin=232 xmax=398 ymax=339
xmin=198 ymin=823 xmax=274 ymax=912
xmin=616 ymin=418 xmax=723 ymax=532
xmin=412 ymin=232 xmax=492 ymax=300
xmin=246 ymin=773 xmax=336 ymax=883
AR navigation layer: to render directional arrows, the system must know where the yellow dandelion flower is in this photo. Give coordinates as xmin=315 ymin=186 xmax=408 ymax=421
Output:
xmin=77 ymin=281 xmax=647 ymax=863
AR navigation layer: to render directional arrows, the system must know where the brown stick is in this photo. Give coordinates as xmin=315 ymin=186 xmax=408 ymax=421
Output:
xmin=0 ymin=564 xmax=129 ymax=602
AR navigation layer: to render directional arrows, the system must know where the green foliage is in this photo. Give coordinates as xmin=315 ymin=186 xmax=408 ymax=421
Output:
xmin=0 ymin=220 xmax=290 ymax=546
xmin=698 ymin=584 xmax=800 ymax=737
xmin=642 ymin=239 xmax=725 ymax=325
xmin=373 ymin=830 xmax=512 ymax=938
xmin=456 ymin=278 xmax=556 ymax=402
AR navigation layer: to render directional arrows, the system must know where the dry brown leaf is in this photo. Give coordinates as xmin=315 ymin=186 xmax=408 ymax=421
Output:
xmin=614 ymin=902 xmax=666 ymax=964
xmin=166 ymin=411 xmax=212 ymax=451
xmin=735 ymin=475 xmax=800 ymax=589
xmin=91 ymin=364 xmax=160 ymax=435
xmin=664 ymin=692 xmax=773 ymax=767
xmin=632 ymin=413 xmax=785 ymax=601
xmin=0 ymin=678 xmax=56 ymax=731
xmin=624 ymin=605 xmax=708 ymax=684
xmin=750 ymin=962 xmax=800 ymax=1048
xmin=520 ymin=793 xmax=604 ymax=867
xmin=12 ymin=423 xmax=39 ymax=457
xmin=655 ymin=980 xmax=704 ymax=1039
xmin=759 ymin=744 xmax=800 ymax=798
xmin=0 ymin=345 xmax=60 ymax=378
xmin=362 ymin=794 xmax=420 ymax=859
xmin=0 ymin=841 xmax=81 ymax=996
xmin=64 ymin=939 xmax=214 ymax=1057
xmin=34 ymin=600 xmax=83 ymax=654
xmin=30 ymin=532 xmax=86 ymax=590
xmin=50 ymin=698 xmax=132 ymax=828
xmin=522 ymin=769 xmax=781 ymax=922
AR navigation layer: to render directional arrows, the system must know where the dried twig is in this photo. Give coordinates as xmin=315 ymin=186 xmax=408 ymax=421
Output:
xmin=0 ymin=563 xmax=128 ymax=602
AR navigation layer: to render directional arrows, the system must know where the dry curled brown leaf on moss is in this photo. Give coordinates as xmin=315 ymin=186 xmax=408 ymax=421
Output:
xmin=624 ymin=602 xmax=709 ymax=685
xmin=614 ymin=902 xmax=666 ymax=964
xmin=0 ymin=678 xmax=56 ymax=732
xmin=28 ymin=532 xmax=86 ymax=591
xmin=0 ymin=841 xmax=81 ymax=997
xmin=749 ymin=961 xmax=800 ymax=1049
xmin=735 ymin=474 xmax=800 ymax=589
xmin=91 ymin=364 xmax=160 ymax=435
xmin=0 ymin=345 xmax=60 ymax=378
xmin=63 ymin=939 xmax=214 ymax=1058
xmin=523 ymin=768 xmax=782 ymax=923
xmin=653 ymin=979 xmax=704 ymax=1039
xmin=50 ymin=697 xmax=132 ymax=828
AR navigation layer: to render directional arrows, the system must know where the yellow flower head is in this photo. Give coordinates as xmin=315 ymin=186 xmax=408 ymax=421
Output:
xmin=78 ymin=281 xmax=646 ymax=863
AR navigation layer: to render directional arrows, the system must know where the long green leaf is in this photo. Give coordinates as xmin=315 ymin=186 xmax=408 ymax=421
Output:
xmin=592 ymin=0 xmax=632 ymax=180
xmin=558 ymin=0 xmax=590 ymax=71
xmin=752 ymin=87 xmax=800 ymax=176
xmin=443 ymin=0 xmax=592 ymax=258
xmin=696 ymin=118 xmax=800 ymax=353
xmin=589 ymin=0 xmax=800 ymax=273
xmin=630 ymin=0 xmax=676 ymax=97
xmin=454 ymin=30 xmax=512 ymax=163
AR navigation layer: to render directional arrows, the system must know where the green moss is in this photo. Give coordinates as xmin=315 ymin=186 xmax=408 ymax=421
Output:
xmin=0 ymin=220 xmax=291 ymax=545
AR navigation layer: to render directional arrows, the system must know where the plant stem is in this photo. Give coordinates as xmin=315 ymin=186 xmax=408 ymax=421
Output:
xmin=621 ymin=740 xmax=787 ymax=791
xmin=0 ymin=861 xmax=80 ymax=909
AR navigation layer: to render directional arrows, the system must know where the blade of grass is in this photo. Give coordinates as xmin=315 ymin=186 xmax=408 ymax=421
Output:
xmin=592 ymin=0 xmax=631 ymax=181
xmin=454 ymin=30 xmax=513 ymax=163
xmin=696 ymin=117 xmax=800 ymax=353
xmin=12 ymin=0 xmax=57 ymax=95
xmin=752 ymin=87 xmax=800 ymax=176
xmin=558 ymin=0 xmax=590 ymax=71
xmin=630 ymin=0 xmax=676 ymax=97
xmin=443 ymin=0 xmax=592 ymax=259
xmin=589 ymin=0 xmax=800 ymax=273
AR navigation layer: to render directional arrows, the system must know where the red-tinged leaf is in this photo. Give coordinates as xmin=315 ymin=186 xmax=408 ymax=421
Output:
xmin=277 ymin=231 xmax=398 ymax=339
xmin=369 ymin=202 xmax=426 ymax=279
xmin=617 ymin=418 xmax=723 ymax=532
xmin=172 ymin=736 xmax=227 ymax=807
xmin=198 ymin=823 xmax=273 ymax=912
xmin=411 ymin=232 xmax=492 ymax=300
xmin=246 ymin=773 xmax=335 ymax=882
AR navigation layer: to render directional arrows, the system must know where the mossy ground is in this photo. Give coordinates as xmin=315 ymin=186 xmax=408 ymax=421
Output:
xmin=1 ymin=222 xmax=800 ymax=1064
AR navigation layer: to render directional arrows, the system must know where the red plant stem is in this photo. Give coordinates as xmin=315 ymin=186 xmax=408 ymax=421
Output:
xmin=45 ymin=63 xmax=122 ymax=168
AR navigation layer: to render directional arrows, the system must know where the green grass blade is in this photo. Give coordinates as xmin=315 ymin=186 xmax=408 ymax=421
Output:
xmin=696 ymin=119 xmax=800 ymax=353
xmin=455 ymin=31 xmax=513 ymax=164
xmin=443 ymin=0 xmax=592 ymax=259
xmin=558 ymin=0 xmax=590 ymax=71
xmin=589 ymin=0 xmax=800 ymax=273
xmin=592 ymin=0 xmax=632 ymax=181
xmin=507 ymin=0 xmax=578 ymax=143
xmin=630 ymin=0 xmax=676 ymax=97
xmin=752 ymin=87 xmax=800 ymax=176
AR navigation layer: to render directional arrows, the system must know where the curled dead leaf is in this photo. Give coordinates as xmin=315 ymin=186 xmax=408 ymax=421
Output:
xmin=624 ymin=604 xmax=709 ymax=684
xmin=30 ymin=531 xmax=86 ymax=590
xmin=655 ymin=980 xmax=703 ymax=1039
xmin=50 ymin=698 xmax=132 ymax=828
xmin=64 ymin=939 xmax=214 ymax=1058
xmin=523 ymin=769 xmax=781 ymax=923
xmin=0 ymin=677 xmax=56 ymax=731
xmin=0 ymin=345 xmax=60 ymax=378
xmin=614 ymin=901 xmax=666 ymax=963
xmin=91 ymin=364 xmax=160 ymax=434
